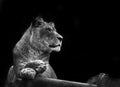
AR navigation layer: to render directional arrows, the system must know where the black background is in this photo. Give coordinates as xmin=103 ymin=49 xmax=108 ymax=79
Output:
xmin=0 ymin=0 xmax=119 ymax=86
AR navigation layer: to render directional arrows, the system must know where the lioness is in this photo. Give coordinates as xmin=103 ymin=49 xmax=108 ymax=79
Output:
xmin=6 ymin=17 xmax=63 ymax=86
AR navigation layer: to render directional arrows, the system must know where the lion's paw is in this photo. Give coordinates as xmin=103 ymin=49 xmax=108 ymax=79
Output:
xmin=20 ymin=68 xmax=36 ymax=80
xmin=25 ymin=60 xmax=47 ymax=74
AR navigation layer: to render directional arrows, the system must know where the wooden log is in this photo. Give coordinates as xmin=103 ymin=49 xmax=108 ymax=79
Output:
xmin=22 ymin=78 xmax=97 ymax=87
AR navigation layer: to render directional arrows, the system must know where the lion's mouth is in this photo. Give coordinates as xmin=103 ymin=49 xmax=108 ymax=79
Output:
xmin=49 ymin=44 xmax=61 ymax=51
xmin=44 ymin=40 xmax=62 ymax=51
xmin=49 ymin=44 xmax=61 ymax=48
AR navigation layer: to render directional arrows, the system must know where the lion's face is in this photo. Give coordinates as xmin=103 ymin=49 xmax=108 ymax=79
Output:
xmin=31 ymin=18 xmax=63 ymax=52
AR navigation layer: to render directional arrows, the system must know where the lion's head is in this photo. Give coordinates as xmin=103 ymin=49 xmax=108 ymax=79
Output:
xmin=30 ymin=18 xmax=63 ymax=52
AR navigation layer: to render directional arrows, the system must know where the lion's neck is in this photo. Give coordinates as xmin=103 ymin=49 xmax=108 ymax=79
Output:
xmin=15 ymin=44 xmax=51 ymax=63
xmin=28 ymin=45 xmax=51 ymax=62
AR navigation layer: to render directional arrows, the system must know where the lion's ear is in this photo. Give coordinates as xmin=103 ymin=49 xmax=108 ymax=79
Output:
xmin=31 ymin=17 xmax=44 ymax=28
xmin=29 ymin=17 xmax=44 ymax=42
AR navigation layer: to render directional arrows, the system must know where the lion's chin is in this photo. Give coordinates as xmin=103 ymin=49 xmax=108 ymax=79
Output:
xmin=50 ymin=46 xmax=61 ymax=52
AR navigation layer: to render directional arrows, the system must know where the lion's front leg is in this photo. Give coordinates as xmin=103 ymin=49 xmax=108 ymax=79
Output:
xmin=20 ymin=68 xmax=36 ymax=80
xmin=24 ymin=60 xmax=47 ymax=74
xmin=20 ymin=60 xmax=47 ymax=79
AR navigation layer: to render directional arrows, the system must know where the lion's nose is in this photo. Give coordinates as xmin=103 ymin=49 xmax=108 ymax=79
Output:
xmin=57 ymin=36 xmax=63 ymax=42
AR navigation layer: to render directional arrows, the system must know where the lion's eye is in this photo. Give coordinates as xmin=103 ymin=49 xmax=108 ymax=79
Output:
xmin=46 ymin=28 xmax=52 ymax=32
